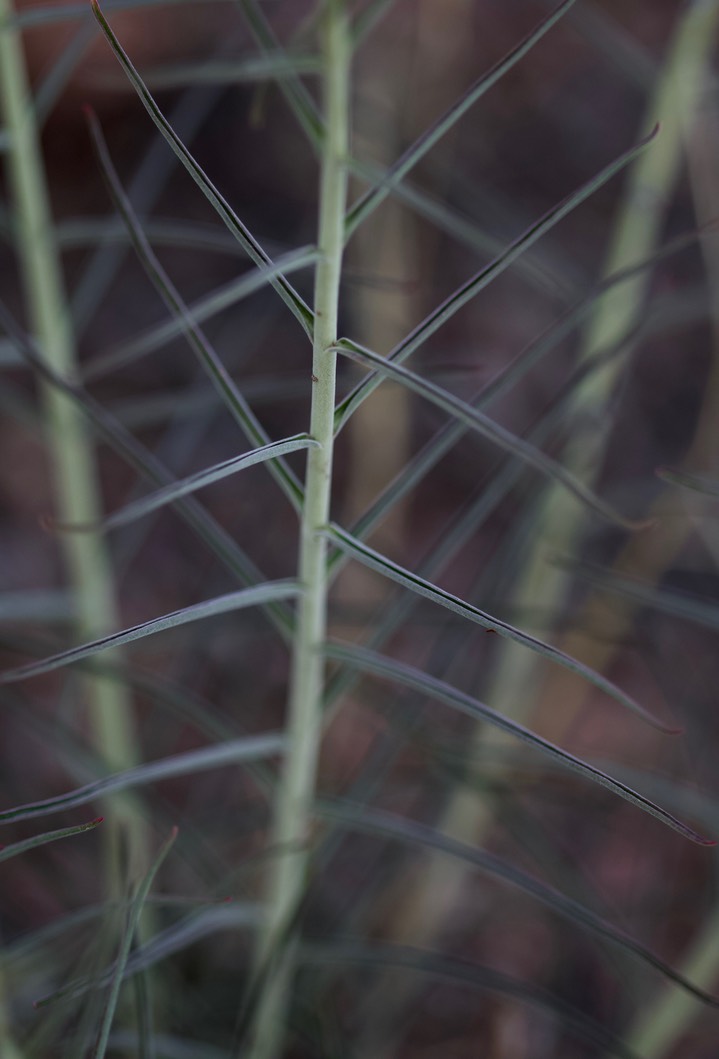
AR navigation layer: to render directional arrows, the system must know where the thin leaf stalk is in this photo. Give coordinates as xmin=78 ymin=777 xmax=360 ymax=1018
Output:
xmin=352 ymin=4 xmax=719 ymax=1054
xmin=248 ymin=4 xmax=350 ymax=1057
xmin=0 ymin=0 xmax=145 ymax=886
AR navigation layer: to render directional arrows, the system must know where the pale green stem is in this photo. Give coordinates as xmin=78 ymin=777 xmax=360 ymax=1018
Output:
xmin=0 ymin=0 xmax=144 ymax=879
xmin=355 ymin=4 xmax=719 ymax=1056
xmin=623 ymin=903 xmax=719 ymax=1058
xmin=247 ymin=4 xmax=350 ymax=1058
xmin=616 ymin=41 xmax=719 ymax=1059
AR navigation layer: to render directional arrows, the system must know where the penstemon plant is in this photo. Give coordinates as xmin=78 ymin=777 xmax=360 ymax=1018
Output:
xmin=1 ymin=0 xmax=719 ymax=1057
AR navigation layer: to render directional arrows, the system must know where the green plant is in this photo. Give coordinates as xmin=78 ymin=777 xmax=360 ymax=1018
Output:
xmin=1 ymin=1 xmax=718 ymax=1057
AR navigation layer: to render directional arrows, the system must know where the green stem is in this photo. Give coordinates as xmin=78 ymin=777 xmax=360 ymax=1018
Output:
xmin=0 ymin=0 xmax=143 ymax=877
xmin=248 ymin=4 xmax=350 ymax=1057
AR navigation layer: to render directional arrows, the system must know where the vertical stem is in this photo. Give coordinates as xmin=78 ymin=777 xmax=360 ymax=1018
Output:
xmin=249 ymin=3 xmax=350 ymax=1057
xmin=0 ymin=0 xmax=142 ymax=874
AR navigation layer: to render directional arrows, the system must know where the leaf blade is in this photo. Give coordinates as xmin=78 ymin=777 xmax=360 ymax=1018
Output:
xmin=90 ymin=0 xmax=314 ymax=336
xmin=0 ymin=581 xmax=299 ymax=684
xmin=325 ymin=524 xmax=675 ymax=733
xmin=324 ymin=642 xmax=710 ymax=845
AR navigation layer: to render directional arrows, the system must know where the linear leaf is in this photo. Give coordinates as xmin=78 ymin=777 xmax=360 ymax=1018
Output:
xmin=352 ymin=0 xmax=396 ymax=45
xmin=560 ymin=558 xmax=719 ymax=633
xmin=0 ymin=581 xmax=298 ymax=685
xmin=348 ymin=156 xmax=572 ymax=299
xmin=0 ymin=300 xmax=294 ymax=638
xmin=0 ymin=734 xmax=284 ymax=825
xmin=90 ymin=0 xmax=314 ymax=336
xmin=324 ymin=642 xmax=710 ymax=845
xmin=0 ymin=817 xmax=103 ymax=863
xmin=326 ymin=524 xmax=675 ymax=733
xmin=335 ymin=126 xmax=659 ymax=431
xmin=336 ymin=338 xmax=640 ymax=529
xmin=327 ymin=222 xmax=712 ymax=582
xmin=657 ymin=466 xmax=719 ymax=498
xmin=11 ymin=0 xmax=228 ymax=29
xmin=344 ymin=0 xmax=578 ymax=238
xmin=59 ymin=436 xmax=317 ymax=534
xmin=139 ymin=53 xmax=322 ymax=89
xmin=302 ymin=941 xmax=637 ymax=1059
xmin=85 ymin=108 xmax=306 ymax=514
xmin=92 ymin=828 xmax=177 ymax=1059
xmin=317 ymin=800 xmax=719 ymax=1005
xmin=235 ymin=0 xmax=324 ymax=149
xmin=83 ymin=246 xmax=319 ymax=382
xmin=36 ymin=904 xmax=262 ymax=1008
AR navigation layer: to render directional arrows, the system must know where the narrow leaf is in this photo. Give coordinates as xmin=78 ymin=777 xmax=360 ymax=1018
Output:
xmin=84 ymin=108 xmax=306 ymax=514
xmin=35 ymin=903 xmax=262 ymax=1007
xmin=302 ymin=941 xmax=637 ymax=1059
xmin=83 ymin=247 xmax=319 ymax=382
xmin=57 ymin=436 xmax=318 ymax=533
xmin=0 ymin=733 xmax=285 ymax=825
xmin=324 ymin=642 xmax=710 ymax=845
xmin=92 ymin=827 xmax=177 ymax=1059
xmin=318 ymin=800 xmax=719 ymax=1005
xmin=90 ymin=0 xmax=314 ymax=336
xmin=335 ymin=338 xmax=641 ymax=529
xmin=335 ymin=126 xmax=660 ymax=431
xmin=139 ymin=53 xmax=322 ymax=89
xmin=345 ymin=0 xmax=578 ymax=238
xmin=236 ymin=0 xmax=324 ymax=149
xmin=0 ymin=300 xmax=294 ymax=638
xmin=559 ymin=558 xmax=719 ymax=634
xmin=326 ymin=524 xmax=676 ymax=733
xmin=657 ymin=466 xmax=719 ymax=498
xmin=0 ymin=581 xmax=299 ymax=684
xmin=0 ymin=817 xmax=103 ymax=863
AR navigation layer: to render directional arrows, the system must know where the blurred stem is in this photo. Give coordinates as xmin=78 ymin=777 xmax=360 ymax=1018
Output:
xmin=608 ymin=57 xmax=719 ymax=1059
xmin=487 ymin=0 xmax=719 ymax=744
xmin=354 ymin=3 xmax=719 ymax=1055
xmin=247 ymin=4 xmax=350 ymax=1058
xmin=623 ymin=902 xmax=719 ymax=1059
xmin=0 ymin=0 xmax=144 ymax=877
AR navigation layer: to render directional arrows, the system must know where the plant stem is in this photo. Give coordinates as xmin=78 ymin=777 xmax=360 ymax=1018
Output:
xmin=248 ymin=4 xmax=350 ymax=1057
xmin=0 ymin=0 xmax=143 ymax=878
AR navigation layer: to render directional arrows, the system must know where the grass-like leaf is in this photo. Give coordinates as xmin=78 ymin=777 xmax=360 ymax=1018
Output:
xmin=344 ymin=0 xmax=578 ymax=238
xmin=302 ymin=941 xmax=637 ymax=1059
xmin=92 ymin=827 xmax=177 ymax=1059
xmin=657 ymin=466 xmax=719 ymax=497
xmin=329 ymin=221 xmax=714 ymax=578
xmin=335 ymin=338 xmax=641 ymax=529
xmin=90 ymin=0 xmax=314 ymax=337
xmin=317 ymin=800 xmax=719 ymax=1005
xmin=138 ymin=53 xmax=322 ymax=90
xmin=326 ymin=524 xmax=675 ymax=732
xmin=35 ymin=903 xmax=262 ymax=1009
xmin=0 ymin=816 xmax=103 ymax=863
xmin=0 ymin=299 xmax=295 ymax=638
xmin=0 ymin=581 xmax=298 ymax=685
xmin=85 ymin=107 xmax=306 ymax=514
xmin=0 ymin=733 xmax=284 ymax=826
xmin=236 ymin=0 xmax=324 ymax=150
xmin=559 ymin=558 xmax=719 ymax=633
xmin=324 ymin=642 xmax=710 ymax=845
xmin=335 ymin=125 xmax=659 ymax=431
xmin=83 ymin=246 xmax=319 ymax=382
xmin=57 ymin=435 xmax=318 ymax=534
